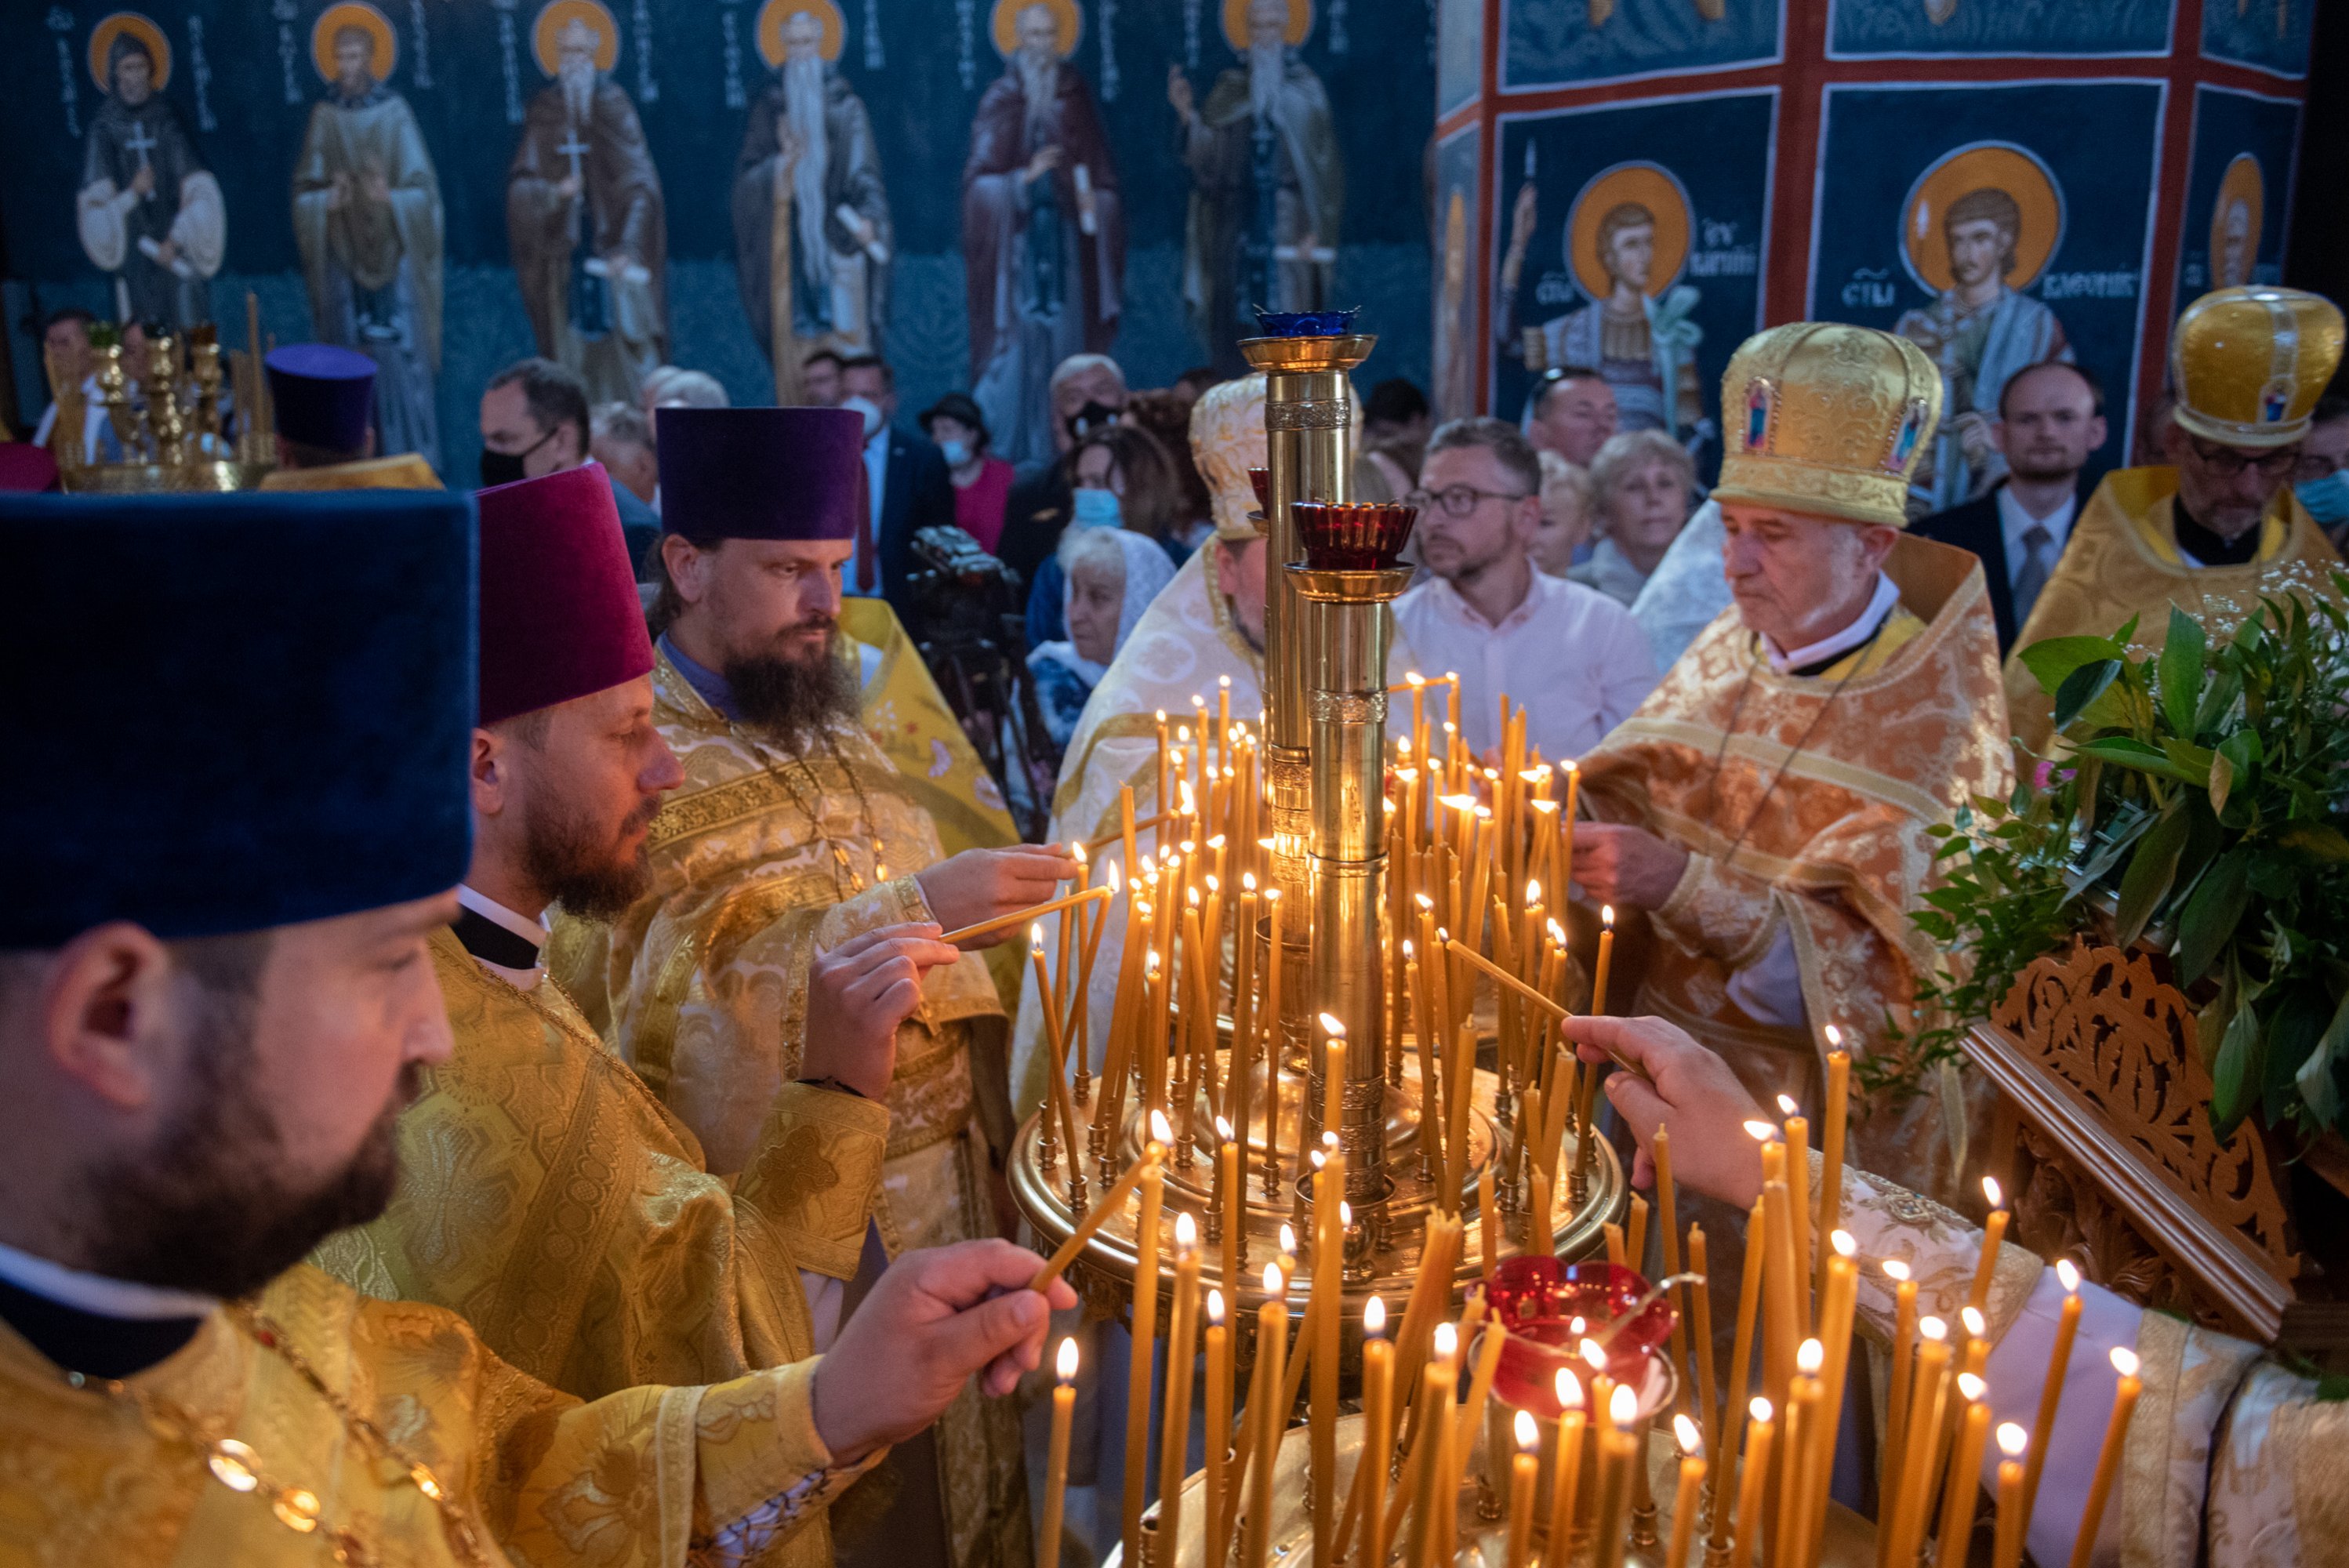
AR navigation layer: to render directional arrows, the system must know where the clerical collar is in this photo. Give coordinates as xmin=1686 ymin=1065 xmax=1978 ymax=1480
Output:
xmin=2171 ymin=497 xmax=2263 ymax=568
xmin=660 ymin=633 xmax=742 ymax=721
xmin=0 ymin=1239 xmax=214 ymax=1379
xmin=455 ymin=885 xmax=546 ymax=990
xmin=1763 ymin=572 xmax=1901 ymax=677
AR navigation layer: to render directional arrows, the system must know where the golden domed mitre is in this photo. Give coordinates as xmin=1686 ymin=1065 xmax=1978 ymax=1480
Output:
xmin=1191 ymin=372 xmax=1269 ymax=542
xmin=1713 ymin=321 xmax=1942 ymax=530
xmin=2169 ymin=286 xmax=2345 ymax=450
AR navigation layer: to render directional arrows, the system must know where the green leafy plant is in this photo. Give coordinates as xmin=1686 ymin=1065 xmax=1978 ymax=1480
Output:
xmin=1890 ymin=576 xmax=2349 ymax=1145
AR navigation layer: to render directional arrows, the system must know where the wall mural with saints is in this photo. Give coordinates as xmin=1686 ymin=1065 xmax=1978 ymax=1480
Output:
xmin=0 ymin=0 xmax=1436 ymax=481
xmin=1440 ymin=0 xmax=2317 ymax=498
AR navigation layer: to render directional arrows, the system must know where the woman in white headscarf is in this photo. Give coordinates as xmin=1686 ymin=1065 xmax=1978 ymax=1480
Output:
xmin=1028 ymin=525 xmax=1178 ymax=750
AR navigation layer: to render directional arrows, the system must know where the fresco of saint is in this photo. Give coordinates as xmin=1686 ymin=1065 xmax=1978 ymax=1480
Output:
xmin=76 ymin=18 xmax=224 ymax=329
xmin=291 ymin=4 xmax=445 ymax=468
xmin=732 ymin=0 xmax=893 ymax=404
xmin=506 ymin=2 xmax=668 ymax=405
xmin=963 ymin=0 xmax=1125 ymax=466
xmin=1170 ymin=0 xmax=1342 ymax=373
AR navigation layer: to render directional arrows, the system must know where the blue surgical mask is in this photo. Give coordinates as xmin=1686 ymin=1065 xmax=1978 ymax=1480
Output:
xmin=2295 ymin=473 xmax=2349 ymax=526
xmin=841 ymin=395 xmax=884 ymax=440
xmin=1072 ymin=487 xmax=1122 ymax=528
xmin=939 ymin=439 xmax=971 ymax=467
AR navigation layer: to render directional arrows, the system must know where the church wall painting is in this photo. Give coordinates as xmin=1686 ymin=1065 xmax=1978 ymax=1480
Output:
xmin=0 ymin=0 xmax=1433 ymax=485
xmin=2199 ymin=0 xmax=2314 ymax=79
xmin=1430 ymin=125 xmax=1478 ymax=422
xmin=1501 ymin=0 xmax=1782 ymax=93
xmin=1487 ymin=89 xmax=1775 ymax=476
xmin=2173 ymin=85 xmax=2302 ymax=313
xmin=1824 ymin=0 xmax=2173 ymax=60
xmin=1804 ymin=81 xmax=2166 ymax=510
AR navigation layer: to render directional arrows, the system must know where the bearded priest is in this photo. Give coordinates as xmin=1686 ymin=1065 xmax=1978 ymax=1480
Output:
xmin=607 ymin=406 xmax=1073 ymax=1568
xmin=2005 ymin=285 xmax=2344 ymax=752
xmin=0 ymin=487 xmax=1073 ymax=1566
xmin=1573 ymin=322 xmax=2011 ymax=1198
xmin=316 ymin=463 xmax=966 ymax=1556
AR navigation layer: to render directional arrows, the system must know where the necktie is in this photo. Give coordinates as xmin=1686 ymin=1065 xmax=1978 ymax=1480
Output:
xmin=2011 ymin=521 xmax=2054 ymax=626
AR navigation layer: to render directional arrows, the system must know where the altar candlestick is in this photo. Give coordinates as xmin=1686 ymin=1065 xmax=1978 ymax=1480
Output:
xmin=1666 ymin=1415 xmax=1706 ymax=1568
xmin=1970 ymin=1177 xmax=2010 ymax=1314
xmin=1120 ymin=1126 xmax=1170 ymax=1563
xmin=2066 ymin=1348 xmax=2142 ymax=1568
xmin=1816 ymin=1035 xmax=1850 ymax=1304
xmin=1504 ymin=1410 xmax=1540 ymax=1568
xmin=1359 ymin=1297 xmax=1394 ymax=1568
xmin=1159 ymin=1214 xmax=1201 ymax=1555
xmin=1991 ymin=1423 xmax=2029 ymax=1568
xmin=2018 ymin=1261 xmax=2082 ymax=1528
xmin=1038 ymin=1338 xmax=1077 ymax=1568
xmin=1542 ymin=1370 xmax=1588 ymax=1568
xmin=1244 ymin=1263 xmax=1289 ymax=1568
xmin=1728 ymin=1399 xmax=1774 ymax=1568
xmin=1205 ymin=1291 xmax=1232 ymax=1568
xmin=1591 ymin=906 xmax=1615 ymax=1015
xmin=1933 ymin=1375 xmax=1991 ymax=1568
xmin=1029 ymin=1137 xmax=1166 ymax=1292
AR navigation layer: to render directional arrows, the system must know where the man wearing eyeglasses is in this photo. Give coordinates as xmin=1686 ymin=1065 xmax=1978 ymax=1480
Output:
xmin=2000 ymin=286 xmax=2344 ymax=751
xmin=1394 ymin=417 xmax=1656 ymax=764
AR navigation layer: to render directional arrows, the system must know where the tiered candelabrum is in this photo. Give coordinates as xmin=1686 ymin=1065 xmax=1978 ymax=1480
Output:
xmin=1009 ymin=320 xmax=2141 ymax=1568
xmin=45 ymin=290 xmax=275 ymax=493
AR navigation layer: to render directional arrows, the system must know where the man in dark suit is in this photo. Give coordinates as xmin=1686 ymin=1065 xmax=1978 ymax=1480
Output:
xmin=1914 ymin=359 xmax=2108 ymax=653
xmin=840 ymin=354 xmax=956 ymax=626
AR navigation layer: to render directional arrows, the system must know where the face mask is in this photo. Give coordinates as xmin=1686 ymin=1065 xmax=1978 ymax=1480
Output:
xmin=1072 ymin=487 xmax=1122 ymax=528
xmin=2295 ymin=473 xmax=2349 ymax=526
xmin=842 ymin=396 xmax=884 ymax=439
xmin=938 ymin=440 xmax=971 ymax=467
xmin=1066 ymin=400 xmax=1120 ymax=441
xmin=479 ymin=425 xmax=558 ymax=489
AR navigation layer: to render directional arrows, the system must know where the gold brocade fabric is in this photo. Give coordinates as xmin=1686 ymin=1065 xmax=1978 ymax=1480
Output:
xmin=1579 ymin=535 xmax=2012 ymax=1200
xmin=596 ymin=650 xmax=1027 ymax=1568
xmin=0 ymin=1262 xmax=867 ymax=1568
xmin=316 ymin=928 xmax=884 ymax=1407
xmin=2003 ymin=466 xmax=2342 ymax=753
xmin=254 ymin=453 xmax=445 ymax=492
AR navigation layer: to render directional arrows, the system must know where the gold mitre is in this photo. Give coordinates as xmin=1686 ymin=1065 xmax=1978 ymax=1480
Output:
xmin=1191 ymin=372 xmax=1269 ymax=542
xmin=1714 ymin=321 xmax=1941 ymax=530
xmin=2169 ymin=285 xmax=2345 ymax=450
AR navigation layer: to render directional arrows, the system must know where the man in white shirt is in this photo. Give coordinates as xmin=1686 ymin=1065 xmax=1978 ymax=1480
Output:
xmin=1914 ymin=360 xmax=2106 ymax=652
xmin=1395 ymin=416 xmax=1658 ymax=762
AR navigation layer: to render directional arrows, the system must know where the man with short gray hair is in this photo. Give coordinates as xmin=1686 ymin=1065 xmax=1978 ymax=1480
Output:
xmin=1395 ymin=416 xmax=1656 ymax=762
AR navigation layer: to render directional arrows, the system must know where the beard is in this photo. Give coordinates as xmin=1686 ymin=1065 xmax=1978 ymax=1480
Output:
xmin=83 ymin=979 xmax=416 ymax=1299
xmin=521 ymin=778 xmax=661 ymax=922
xmin=1018 ymin=52 xmax=1058 ymax=140
xmin=1248 ymin=42 xmax=1284 ymax=121
xmin=561 ymin=60 xmax=594 ymax=122
xmin=726 ymin=623 xmax=859 ymax=740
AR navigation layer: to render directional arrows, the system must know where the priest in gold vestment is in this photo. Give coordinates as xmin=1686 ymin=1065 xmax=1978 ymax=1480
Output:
xmin=2006 ymin=286 xmax=2344 ymax=752
xmin=0 ymin=485 xmax=1073 ymax=1566
xmin=252 ymin=343 xmax=444 ymax=493
xmin=1577 ymin=1011 xmax=2349 ymax=1568
xmin=600 ymin=407 xmax=1075 ymax=1568
xmin=1575 ymin=322 xmax=2012 ymax=1197
xmin=316 ymin=463 xmax=970 ymax=1568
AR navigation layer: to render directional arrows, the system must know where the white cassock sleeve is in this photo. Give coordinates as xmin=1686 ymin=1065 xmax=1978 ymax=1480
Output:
xmin=77 ymin=180 xmax=134 ymax=272
xmin=170 ymin=172 xmax=227 ymax=278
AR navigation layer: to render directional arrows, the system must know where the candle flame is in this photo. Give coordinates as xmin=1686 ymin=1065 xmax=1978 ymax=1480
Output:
xmin=1209 ymin=835 xmax=1226 ymax=851
xmin=1220 ymin=675 xmax=1231 ymax=689
xmin=1476 ymin=805 xmax=1492 ymax=822
xmin=1106 ymin=862 xmax=1121 ymax=894
xmin=1242 ymin=872 xmax=1257 ymax=891
xmin=1323 ymin=1131 xmax=1339 ymax=1149
xmin=2110 ymin=1347 xmax=2140 ymax=1377
xmin=1433 ymin=1323 xmax=1458 ymax=1359
xmin=1742 ymin=1120 xmax=1777 ymax=1142
xmin=1402 ymin=938 xmax=1415 ymax=959
xmin=1516 ymin=1410 xmax=1540 ymax=1451
xmin=1156 ymin=709 xmax=1167 ymax=723
xmin=1309 ymin=1149 xmax=1324 ymax=1171
xmin=1832 ymin=1229 xmax=1856 ymax=1258
xmin=1777 ymin=1094 xmax=1799 ymax=1116
xmin=1548 ymin=919 xmax=1567 ymax=945
xmin=1444 ymin=671 xmax=1460 ymax=684
xmin=1263 ymin=1261 xmax=1284 ymax=1297
xmin=1280 ymin=1223 xmax=1297 ymax=1257
xmin=1205 ymin=875 xmax=1220 ymax=894
xmin=1178 ymin=786 xmax=1196 ymax=816
xmin=1882 ymin=1259 xmax=1912 ymax=1282
xmin=1264 ymin=887 xmax=1280 ymax=904
xmin=1181 ymin=839 xmax=1197 ymax=856
xmin=2057 ymin=1258 xmax=2080 ymax=1292
xmin=1174 ymin=1210 xmax=1197 ymax=1249
xmin=1217 ymin=1116 xmax=1234 ymax=1141
xmin=1602 ymin=906 xmax=1614 ymax=928
xmin=1920 ymin=1316 xmax=1948 ymax=1342
xmin=1320 ymin=1012 xmax=1345 ymax=1037
xmin=1407 ymin=671 xmax=1425 ymax=687
xmin=1527 ymin=879 xmax=1542 ymax=903
xmin=1962 ymin=1306 xmax=1986 ymax=1338
xmin=1673 ymin=1414 xmax=1702 ymax=1456
xmin=1983 ymin=1175 xmax=2003 ymax=1209
xmin=1339 ymin=1202 xmax=1352 ymax=1225
xmin=1207 ymin=1289 xmax=1225 ymax=1324
xmin=1149 ymin=1109 xmax=1173 ymax=1144
xmin=1532 ymin=799 xmax=1559 ymax=815
xmin=1749 ymin=1396 xmax=1773 ymax=1424
xmin=1188 ymin=887 xmax=1202 ymax=908
xmin=1178 ymin=725 xmax=1193 ymax=743
xmin=1996 ymin=1423 xmax=2028 ymax=1459
xmin=1958 ymin=1373 xmax=1986 ymax=1402
xmin=1797 ymin=1339 xmax=1824 ymax=1374
xmin=1056 ymin=1337 xmax=1080 ymax=1381
xmin=1363 ymin=1295 xmax=1386 ymax=1337
xmin=1608 ymin=1385 xmax=1636 ymax=1425
xmin=1521 ymin=767 xmax=1548 ymax=782
xmin=1556 ymin=1368 xmax=1583 ymax=1409
xmin=1823 ymin=1022 xmax=1843 ymax=1049
xmin=1569 ymin=1316 xmax=1585 ymax=1335
xmin=1580 ymin=1337 xmax=1609 ymax=1370
xmin=1415 ymin=892 xmax=1434 ymax=910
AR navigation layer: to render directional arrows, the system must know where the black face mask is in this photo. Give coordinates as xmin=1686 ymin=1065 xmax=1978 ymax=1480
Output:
xmin=480 ymin=426 xmax=560 ymax=488
xmin=1066 ymin=401 xmax=1121 ymax=441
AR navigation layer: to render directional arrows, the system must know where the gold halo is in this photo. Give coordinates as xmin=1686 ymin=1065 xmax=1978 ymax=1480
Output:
xmin=88 ymin=12 xmax=172 ymax=94
xmin=1899 ymin=141 xmax=2064 ymax=296
xmin=532 ymin=0 xmax=619 ymax=77
xmin=1221 ymin=0 xmax=1312 ymax=52
xmin=759 ymin=0 xmax=845 ymax=65
xmin=1564 ymin=162 xmax=1691 ymax=302
xmin=993 ymin=0 xmax=1082 ymax=57
xmin=2208 ymin=153 xmax=2265 ymax=290
xmin=312 ymin=2 xmax=398 ymax=85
